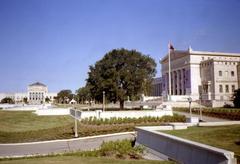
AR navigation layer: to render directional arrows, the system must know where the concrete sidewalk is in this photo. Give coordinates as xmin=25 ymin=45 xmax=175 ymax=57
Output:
xmin=0 ymin=132 xmax=135 ymax=158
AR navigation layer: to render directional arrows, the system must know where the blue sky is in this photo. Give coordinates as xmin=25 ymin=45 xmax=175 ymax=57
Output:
xmin=0 ymin=0 xmax=240 ymax=92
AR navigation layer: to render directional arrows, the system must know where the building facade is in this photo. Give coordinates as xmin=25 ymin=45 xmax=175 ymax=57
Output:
xmin=150 ymin=77 xmax=162 ymax=96
xmin=0 ymin=82 xmax=57 ymax=104
xmin=161 ymin=48 xmax=240 ymax=107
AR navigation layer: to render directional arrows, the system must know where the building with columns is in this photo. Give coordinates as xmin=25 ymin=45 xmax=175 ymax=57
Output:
xmin=0 ymin=82 xmax=57 ymax=104
xmin=160 ymin=47 xmax=240 ymax=107
xmin=150 ymin=77 xmax=162 ymax=96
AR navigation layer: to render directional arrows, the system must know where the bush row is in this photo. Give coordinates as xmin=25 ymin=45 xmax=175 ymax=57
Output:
xmin=174 ymin=107 xmax=240 ymax=120
xmin=80 ymin=114 xmax=186 ymax=125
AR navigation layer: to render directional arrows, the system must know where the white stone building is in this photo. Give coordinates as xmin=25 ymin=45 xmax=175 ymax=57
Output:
xmin=160 ymin=47 xmax=240 ymax=107
xmin=151 ymin=77 xmax=162 ymax=96
xmin=0 ymin=82 xmax=57 ymax=104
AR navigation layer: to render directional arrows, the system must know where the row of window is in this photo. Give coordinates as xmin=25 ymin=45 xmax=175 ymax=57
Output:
xmin=29 ymin=97 xmax=44 ymax=100
xmin=218 ymin=70 xmax=234 ymax=77
xmin=219 ymin=85 xmax=235 ymax=93
xmin=201 ymin=56 xmax=238 ymax=63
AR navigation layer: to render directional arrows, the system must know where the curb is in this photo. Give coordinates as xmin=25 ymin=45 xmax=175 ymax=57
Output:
xmin=0 ymin=131 xmax=136 ymax=146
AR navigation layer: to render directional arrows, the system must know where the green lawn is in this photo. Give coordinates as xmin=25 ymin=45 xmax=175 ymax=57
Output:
xmin=0 ymin=111 xmax=73 ymax=132
xmin=162 ymin=125 xmax=240 ymax=160
xmin=0 ymin=156 xmax=173 ymax=164
xmin=0 ymin=111 xmax=75 ymax=143
xmin=0 ymin=110 xmax=185 ymax=143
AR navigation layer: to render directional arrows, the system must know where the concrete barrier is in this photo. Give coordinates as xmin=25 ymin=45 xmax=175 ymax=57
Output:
xmin=70 ymin=109 xmax=173 ymax=120
xmin=136 ymin=126 xmax=236 ymax=164
xmin=35 ymin=108 xmax=70 ymax=115
xmin=198 ymin=121 xmax=240 ymax=127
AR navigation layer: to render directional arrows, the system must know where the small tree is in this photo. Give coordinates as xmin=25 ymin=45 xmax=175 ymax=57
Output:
xmin=1 ymin=97 xmax=14 ymax=104
xmin=56 ymin=90 xmax=73 ymax=104
xmin=76 ymin=86 xmax=91 ymax=104
xmin=23 ymin=97 xmax=28 ymax=104
xmin=233 ymin=88 xmax=240 ymax=108
xmin=45 ymin=97 xmax=51 ymax=103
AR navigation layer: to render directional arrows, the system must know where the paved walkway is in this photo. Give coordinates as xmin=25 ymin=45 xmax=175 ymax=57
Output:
xmin=0 ymin=132 xmax=135 ymax=158
xmin=173 ymin=111 xmax=229 ymax=122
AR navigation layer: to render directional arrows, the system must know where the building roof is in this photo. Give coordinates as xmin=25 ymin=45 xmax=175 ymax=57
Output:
xmin=160 ymin=48 xmax=240 ymax=63
xmin=29 ymin=82 xmax=46 ymax=87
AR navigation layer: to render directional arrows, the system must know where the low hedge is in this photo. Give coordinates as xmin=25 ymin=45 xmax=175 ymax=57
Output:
xmin=80 ymin=114 xmax=186 ymax=125
xmin=174 ymin=107 xmax=240 ymax=120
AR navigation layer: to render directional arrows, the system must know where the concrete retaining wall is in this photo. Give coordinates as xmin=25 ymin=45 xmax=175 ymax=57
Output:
xmin=35 ymin=108 xmax=70 ymax=115
xmin=136 ymin=126 xmax=236 ymax=164
xmin=70 ymin=109 xmax=173 ymax=120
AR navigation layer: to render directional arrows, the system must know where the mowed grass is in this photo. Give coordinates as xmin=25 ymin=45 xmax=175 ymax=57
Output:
xmin=0 ymin=111 xmax=74 ymax=132
xmin=0 ymin=156 xmax=174 ymax=164
xmin=163 ymin=125 xmax=240 ymax=160
xmin=0 ymin=110 xmax=75 ymax=143
xmin=0 ymin=110 xmax=186 ymax=143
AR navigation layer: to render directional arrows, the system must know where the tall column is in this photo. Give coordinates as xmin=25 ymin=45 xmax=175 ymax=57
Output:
xmin=172 ymin=71 xmax=176 ymax=95
xmin=176 ymin=70 xmax=180 ymax=95
xmin=181 ymin=69 xmax=185 ymax=95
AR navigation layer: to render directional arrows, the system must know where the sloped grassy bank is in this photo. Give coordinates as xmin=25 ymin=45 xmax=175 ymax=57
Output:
xmin=0 ymin=110 xmax=185 ymax=143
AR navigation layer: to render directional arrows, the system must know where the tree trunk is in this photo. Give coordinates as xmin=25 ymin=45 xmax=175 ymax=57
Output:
xmin=120 ymin=100 xmax=124 ymax=110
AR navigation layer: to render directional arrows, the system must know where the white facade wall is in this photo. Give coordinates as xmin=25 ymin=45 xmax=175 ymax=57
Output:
xmin=0 ymin=82 xmax=57 ymax=104
xmin=161 ymin=48 xmax=240 ymax=107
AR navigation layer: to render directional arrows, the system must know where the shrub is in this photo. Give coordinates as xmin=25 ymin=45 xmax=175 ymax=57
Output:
xmin=173 ymin=107 xmax=240 ymax=120
xmin=233 ymin=89 xmax=240 ymax=108
xmin=80 ymin=114 xmax=186 ymax=125
xmin=99 ymin=139 xmax=143 ymax=159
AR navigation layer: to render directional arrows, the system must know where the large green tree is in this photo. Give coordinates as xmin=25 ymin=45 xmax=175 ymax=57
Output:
xmin=233 ymin=88 xmax=240 ymax=108
xmin=86 ymin=48 xmax=156 ymax=110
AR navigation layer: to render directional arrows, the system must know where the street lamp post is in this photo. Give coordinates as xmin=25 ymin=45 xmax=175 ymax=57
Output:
xmin=200 ymin=95 xmax=203 ymax=121
xmin=74 ymin=107 xmax=78 ymax=138
xmin=102 ymin=91 xmax=105 ymax=111
xmin=187 ymin=97 xmax=192 ymax=117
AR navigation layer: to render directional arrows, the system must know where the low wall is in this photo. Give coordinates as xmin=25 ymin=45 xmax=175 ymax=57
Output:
xmin=162 ymin=101 xmax=203 ymax=108
xmin=35 ymin=108 xmax=70 ymax=115
xmin=70 ymin=109 xmax=173 ymax=120
xmin=2 ymin=105 xmax=40 ymax=111
xmin=198 ymin=121 xmax=240 ymax=127
xmin=0 ymin=104 xmax=18 ymax=108
xmin=136 ymin=126 xmax=236 ymax=164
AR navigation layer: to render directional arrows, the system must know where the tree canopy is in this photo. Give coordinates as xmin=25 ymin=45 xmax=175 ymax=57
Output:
xmin=55 ymin=90 xmax=73 ymax=104
xmin=86 ymin=48 xmax=156 ymax=110
xmin=76 ymin=86 xmax=91 ymax=103
xmin=1 ymin=97 xmax=14 ymax=104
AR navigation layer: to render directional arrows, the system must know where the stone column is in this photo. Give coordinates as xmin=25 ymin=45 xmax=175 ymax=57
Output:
xmin=181 ymin=69 xmax=185 ymax=95
xmin=208 ymin=81 xmax=212 ymax=100
xmin=172 ymin=71 xmax=176 ymax=95
xmin=176 ymin=70 xmax=180 ymax=95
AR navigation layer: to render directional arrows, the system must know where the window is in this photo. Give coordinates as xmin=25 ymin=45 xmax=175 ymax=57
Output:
xmin=232 ymin=85 xmax=235 ymax=92
xmin=219 ymin=85 xmax=223 ymax=93
xmin=231 ymin=71 xmax=234 ymax=76
xmin=219 ymin=71 xmax=222 ymax=76
xmin=225 ymin=85 xmax=229 ymax=93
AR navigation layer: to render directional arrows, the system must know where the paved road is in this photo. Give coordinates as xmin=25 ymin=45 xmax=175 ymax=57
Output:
xmin=0 ymin=132 xmax=135 ymax=158
xmin=173 ymin=111 xmax=229 ymax=122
